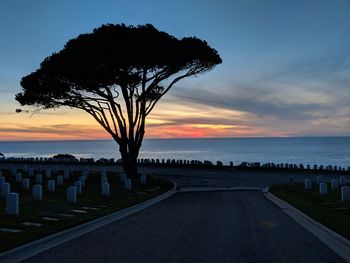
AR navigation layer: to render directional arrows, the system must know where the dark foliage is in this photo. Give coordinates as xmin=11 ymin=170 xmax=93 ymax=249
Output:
xmin=52 ymin=153 xmax=77 ymax=160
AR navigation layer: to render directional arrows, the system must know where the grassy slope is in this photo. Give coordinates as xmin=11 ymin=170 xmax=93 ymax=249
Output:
xmin=270 ymin=183 xmax=350 ymax=240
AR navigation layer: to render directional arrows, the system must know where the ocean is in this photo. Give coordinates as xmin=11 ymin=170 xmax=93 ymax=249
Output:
xmin=0 ymin=137 xmax=349 ymax=167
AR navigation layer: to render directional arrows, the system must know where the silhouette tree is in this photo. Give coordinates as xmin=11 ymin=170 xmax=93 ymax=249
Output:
xmin=16 ymin=24 xmax=222 ymax=177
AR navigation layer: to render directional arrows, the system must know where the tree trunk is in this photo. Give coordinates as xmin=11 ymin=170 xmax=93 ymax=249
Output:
xmin=120 ymin=151 xmax=138 ymax=178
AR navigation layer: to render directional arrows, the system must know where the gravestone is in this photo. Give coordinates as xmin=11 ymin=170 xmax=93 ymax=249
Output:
xmin=45 ymin=169 xmax=51 ymax=178
xmin=67 ymin=186 xmax=77 ymax=203
xmin=35 ymin=174 xmax=42 ymax=184
xmin=341 ymin=186 xmax=350 ymax=202
xmin=6 ymin=193 xmax=19 ymax=215
xmin=121 ymin=173 xmax=126 ymax=183
xmin=331 ymin=179 xmax=339 ymax=190
xmin=28 ymin=168 xmax=34 ymax=176
xmin=57 ymin=175 xmax=64 ymax=186
xmin=11 ymin=166 xmax=16 ymax=175
xmin=140 ymin=174 xmax=147 ymax=184
xmin=33 ymin=185 xmax=42 ymax=200
xmin=319 ymin=183 xmax=328 ymax=195
xmin=289 ymin=176 xmax=294 ymax=184
xmin=47 ymin=180 xmax=55 ymax=192
xmin=1 ymin=182 xmax=10 ymax=198
xmin=15 ymin=173 xmax=22 ymax=183
xmin=304 ymin=179 xmax=312 ymax=190
xmin=101 ymin=177 xmax=108 ymax=185
xmin=340 ymin=176 xmax=346 ymax=186
xmin=79 ymin=176 xmax=86 ymax=187
xmin=64 ymin=169 xmax=70 ymax=179
xmin=22 ymin=178 xmax=30 ymax=190
xmin=125 ymin=178 xmax=132 ymax=190
xmin=74 ymin=181 xmax=82 ymax=194
xmin=316 ymin=176 xmax=323 ymax=184
xmin=83 ymin=167 xmax=89 ymax=177
xmin=102 ymin=183 xmax=110 ymax=196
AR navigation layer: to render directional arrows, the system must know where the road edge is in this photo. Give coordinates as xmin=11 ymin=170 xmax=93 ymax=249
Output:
xmin=263 ymin=186 xmax=350 ymax=263
xmin=0 ymin=180 xmax=178 ymax=263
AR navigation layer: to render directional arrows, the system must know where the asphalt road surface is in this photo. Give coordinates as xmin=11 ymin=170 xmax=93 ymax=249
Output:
xmin=23 ymin=190 xmax=344 ymax=263
xmin=140 ymin=167 xmax=332 ymax=188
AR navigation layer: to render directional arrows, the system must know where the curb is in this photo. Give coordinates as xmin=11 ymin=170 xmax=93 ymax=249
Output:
xmin=264 ymin=187 xmax=350 ymax=263
xmin=0 ymin=180 xmax=178 ymax=263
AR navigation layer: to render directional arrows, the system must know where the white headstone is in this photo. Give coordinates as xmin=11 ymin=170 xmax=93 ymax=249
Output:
xmin=340 ymin=176 xmax=346 ymax=186
xmin=121 ymin=173 xmax=126 ymax=183
xmin=1 ymin=182 xmax=10 ymax=198
xmin=28 ymin=168 xmax=34 ymax=176
xmin=6 ymin=193 xmax=19 ymax=215
xmin=319 ymin=183 xmax=328 ymax=195
xmin=316 ymin=176 xmax=323 ymax=184
xmin=341 ymin=186 xmax=350 ymax=202
xmin=79 ymin=176 xmax=86 ymax=187
xmin=47 ymin=180 xmax=55 ymax=192
xmin=74 ymin=181 xmax=82 ymax=194
xmin=45 ymin=169 xmax=51 ymax=178
xmin=11 ymin=166 xmax=16 ymax=175
xmin=83 ymin=167 xmax=89 ymax=177
xmin=35 ymin=174 xmax=42 ymax=184
xmin=57 ymin=175 xmax=64 ymax=186
xmin=289 ymin=176 xmax=294 ymax=184
xmin=102 ymin=183 xmax=110 ymax=196
xmin=140 ymin=174 xmax=147 ymax=184
xmin=15 ymin=173 xmax=22 ymax=183
xmin=22 ymin=178 xmax=30 ymax=190
xmin=64 ymin=169 xmax=70 ymax=179
xmin=33 ymin=185 xmax=42 ymax=200
xmin=101 ymin=177 xmax=108 ymax=184
xmin=124 ymin=178 xmax=131 ymax=190
xmin=304 ymin=179 xmax=312 ymax=190
xmin=67 ymin=186 xmax=77 ymax=203
xmin=331 ymin=179 xmax=339 ymax=190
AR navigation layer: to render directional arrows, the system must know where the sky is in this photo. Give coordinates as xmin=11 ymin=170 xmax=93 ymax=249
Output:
xmin=0 ymin=0 xmax=350 ymax=140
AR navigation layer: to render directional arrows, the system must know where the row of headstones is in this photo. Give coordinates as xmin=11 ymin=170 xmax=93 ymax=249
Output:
xmin=3 ymin=157 xmax=119 ymax=164
xmin=304 ymin=176 xmax=350 ymax=201
xmin=136 ymin=158 xmax=350 ymax=171
xmin=1 ymin=171 xmax=148 ymax=215
xmin=8 ymin=165 xmax=89 ymax=178
xmin=250 ymin=162 xmax=350 ymax=171
xmin=137 ymin=158 xmax=218 ymax=166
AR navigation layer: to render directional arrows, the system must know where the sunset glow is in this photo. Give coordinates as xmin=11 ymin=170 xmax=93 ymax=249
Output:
xmin=0 ymin=0 xmax=349 ymax=141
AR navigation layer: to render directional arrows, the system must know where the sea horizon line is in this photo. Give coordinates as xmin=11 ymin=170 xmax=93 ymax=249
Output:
xmin=1 ymin=135 xmax=350 ymax=143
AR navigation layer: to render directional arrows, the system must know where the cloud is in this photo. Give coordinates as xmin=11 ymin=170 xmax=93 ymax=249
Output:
xmin=0 ymin=123 xmax=109 ymax=140
xmin=159 ymin=50 xmax=350 ymax=136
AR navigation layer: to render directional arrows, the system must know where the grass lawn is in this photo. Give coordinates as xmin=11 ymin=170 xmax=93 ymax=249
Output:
xmin=270 ymin=183 xmax=350 ymax=240
xmin=0 ymin=168 xmax=173 ymax=252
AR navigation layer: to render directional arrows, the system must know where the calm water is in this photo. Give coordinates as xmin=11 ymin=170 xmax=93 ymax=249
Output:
xmin=0 ymin=137 xmax=349 ymax=167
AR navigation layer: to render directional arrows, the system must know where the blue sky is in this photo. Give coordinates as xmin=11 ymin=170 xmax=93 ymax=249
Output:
xmin=0 ymin=0 xmax=350 ymax=139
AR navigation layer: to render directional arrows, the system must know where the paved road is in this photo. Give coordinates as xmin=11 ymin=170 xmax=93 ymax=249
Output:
xmin=23 ymin=191 xmax=344 ymax=263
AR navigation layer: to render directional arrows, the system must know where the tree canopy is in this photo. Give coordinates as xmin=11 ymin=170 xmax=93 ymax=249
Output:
xmin=16 ymin=23 xmax=222 ymax=176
